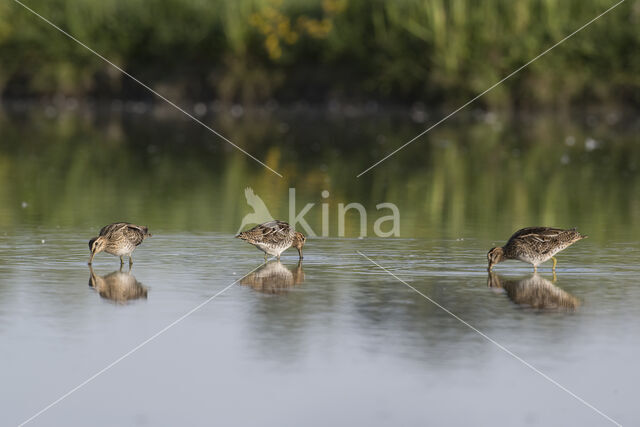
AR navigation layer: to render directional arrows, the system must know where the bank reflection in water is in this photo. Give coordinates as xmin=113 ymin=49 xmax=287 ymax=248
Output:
xmin=488 ymin=272 xmax=579 ymax=311
xmin=240 ymin=261 xmax=305 ymax=294
xmin=88 ymin=266 xmax=148 ymax=303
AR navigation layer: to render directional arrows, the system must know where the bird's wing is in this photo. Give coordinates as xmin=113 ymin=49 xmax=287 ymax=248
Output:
xmin=508 ymin=227 xmax=566 ymax=244
xmin=126 ymin=224 xmax=148 ymax=235
xmin=239 ymin=220 xmax=291 ymax=243
xmin=123 ymin=224 xmax=147 ymax=246
xmin=256 ymin=221 xmax=292 ymax=243
xmin=99 ymin=223 xmax=147 ymax=245
xmin=99 ymin=222 xmax=128 ymax=237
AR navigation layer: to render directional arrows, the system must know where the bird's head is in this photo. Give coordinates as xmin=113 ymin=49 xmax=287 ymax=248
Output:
xmin=88 ymin=236 xmax=106 ymax=264
xmin=89 ymin=236 xmax=106 ymax=254
xmin=292 ymin=232 xmax=306 ymax=259
xmin=487 ymin=247 xmax=505 ymax=271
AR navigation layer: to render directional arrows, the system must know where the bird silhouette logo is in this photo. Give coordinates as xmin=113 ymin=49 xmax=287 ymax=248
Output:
xmin=237 ymin=187 xmax=275 ymax=234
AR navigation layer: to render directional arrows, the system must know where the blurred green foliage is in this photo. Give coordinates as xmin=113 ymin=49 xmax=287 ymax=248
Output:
xmin=0 ymin=0 xmax=638 ymax=106
xmin=1 ymin=107 xmax=638 ymax=239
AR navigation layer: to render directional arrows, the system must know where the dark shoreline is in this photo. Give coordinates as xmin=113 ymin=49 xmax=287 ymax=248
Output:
xmin=1 ymin=97 xmax=637 ymax=130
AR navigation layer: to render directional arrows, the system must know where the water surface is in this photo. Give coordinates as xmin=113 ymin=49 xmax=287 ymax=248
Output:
xmin=1 ymin=106 xmax=638 ymax=426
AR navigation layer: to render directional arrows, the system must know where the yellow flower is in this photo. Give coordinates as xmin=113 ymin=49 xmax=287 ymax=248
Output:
xmin=265 ymin=34 xmax=282 ymax=59
xmin=323 ymin=0 xmax=347 ymax=14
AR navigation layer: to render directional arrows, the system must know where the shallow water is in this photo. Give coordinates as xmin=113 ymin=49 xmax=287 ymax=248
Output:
xmin=1 ymin=106 xmax=639 ymax=426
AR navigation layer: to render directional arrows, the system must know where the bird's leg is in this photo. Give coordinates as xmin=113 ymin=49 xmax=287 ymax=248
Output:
xmin=264 ymin=253 xmax=267 ymax=262
xmin=276 ymin=254 xmax=280 ymax=260
xmin=533 ymin=265 xmax=537 ymax=273
xmin=552 ymin=271 xmax=557 ymax=283
xmin=552 ymin=257 xmax=557 ymax=271
xmin=129 ymin=255 xmax=133 ymax=267
xmin=120 ymin=256 xmax=124 ymax=266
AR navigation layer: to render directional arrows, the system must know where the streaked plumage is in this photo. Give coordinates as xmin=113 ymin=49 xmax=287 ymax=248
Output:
xmin=89 ymin=265 xmax=148 ymax=303
xmin=488 ymin=227 xmax=586 ymax=271
xmin=488 ymin=272 xmax=579 ymax=311
xmin=236 ymin=220 xmax=306 ymax=260
xmin=88 ymin=222 xmax=152 ymax=265
xmin=240 ymin=260 xmax=305 ymax=294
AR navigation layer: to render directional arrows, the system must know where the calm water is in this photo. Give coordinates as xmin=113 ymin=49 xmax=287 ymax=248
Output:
xmin=1 ymin=105 xmax=639 ymax=426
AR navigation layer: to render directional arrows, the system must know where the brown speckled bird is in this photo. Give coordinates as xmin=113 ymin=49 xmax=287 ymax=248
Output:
xmin=487 ymin=227 xmax=586 ymax=272
xmin=88 ymin=222 xmax=152 ymax=266
xmin=236 ymin=220 xmax=306 ymax=260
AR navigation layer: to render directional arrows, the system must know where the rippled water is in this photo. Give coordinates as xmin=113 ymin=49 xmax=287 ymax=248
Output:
xmin=1 ymin=106 xmax=639 ymax=426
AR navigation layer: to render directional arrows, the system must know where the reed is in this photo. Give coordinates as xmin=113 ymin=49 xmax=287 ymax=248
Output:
xmin=1 ymin=0 xmax=637 ymax=106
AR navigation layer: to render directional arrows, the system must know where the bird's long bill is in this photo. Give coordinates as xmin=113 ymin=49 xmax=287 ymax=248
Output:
xmin=297 ymin=247 xmax=303 ymax=259
xmin=88 ymin=251 xmax=95 ymax=265
xmin=487 ymin=261 xmax=494 ymax=272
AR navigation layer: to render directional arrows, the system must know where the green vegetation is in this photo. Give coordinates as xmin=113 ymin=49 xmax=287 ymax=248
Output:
xmin=1 ymin=0 xmax=638 ymax=106
xmin=1 ymin=108 xmax=638 ymax=240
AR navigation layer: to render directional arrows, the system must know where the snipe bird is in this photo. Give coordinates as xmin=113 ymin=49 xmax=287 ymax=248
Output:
xmin=88 ymin=222 xmax=152 ymax=265
xmin=236 ymin=220 xmax=306 ymax=260
xmin=487 ymin=227 xmax=586 ymax=272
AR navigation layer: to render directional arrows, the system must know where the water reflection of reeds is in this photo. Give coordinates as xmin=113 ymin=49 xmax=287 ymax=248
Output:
xmin=1 ymin=110 xmax=638 ymax=240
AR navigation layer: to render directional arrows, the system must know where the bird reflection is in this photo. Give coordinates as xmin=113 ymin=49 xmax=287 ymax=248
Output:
xmin=88 ymin=265 xmax=148 ymax=303
xmin=488 ymin=272 xmax=579 ymax=311
xmin=240 ymin=261 xmax=305 ymax=294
